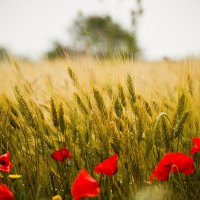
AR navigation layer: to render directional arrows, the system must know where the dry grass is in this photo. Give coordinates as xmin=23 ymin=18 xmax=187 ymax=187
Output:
xmin=1 ymin=57 xmax=200 ymax=99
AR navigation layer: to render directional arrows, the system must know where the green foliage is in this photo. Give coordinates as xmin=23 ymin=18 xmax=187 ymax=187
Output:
xmin=45 ymin=42 xmax=68 ymax=60
xmin=44 ymin=42 xmax=86 ymax=60
xmin=0 ymin=47 xmax=10 ymax=61
xmin=72 ymin=14 xmax=139 ymax=58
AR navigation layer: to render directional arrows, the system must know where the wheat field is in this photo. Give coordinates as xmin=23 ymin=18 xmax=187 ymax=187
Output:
xmin=0 ymin=57 xmax=200 ymax=199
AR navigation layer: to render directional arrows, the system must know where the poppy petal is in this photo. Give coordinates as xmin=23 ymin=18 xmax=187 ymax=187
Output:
xmin=94 ymin=154 xmax=118 ymax=176
xmin=0 ymin=152 xmax=12 ymax=173
xmin=71 ymin=169 xmax=100 ymax=200
xmin=51 ymin=147 xmax=72 ymax=161
xmin=190 ymin=138 xmax=200 ymax=155
xmin=0 ymin=184 xmax=14 ymax=200
xmin=149 ymin=152 xmax=194 ymax=181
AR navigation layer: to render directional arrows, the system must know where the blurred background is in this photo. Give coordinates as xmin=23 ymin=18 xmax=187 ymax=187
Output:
xmin=0 ymin=0 xmax=200 ymax=61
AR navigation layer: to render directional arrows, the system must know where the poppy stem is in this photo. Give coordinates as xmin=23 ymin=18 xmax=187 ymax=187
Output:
xmin=99 ymin=174 xmax=103 ymax=187
xmin=110 ymin=176 xmax=114 ymax=196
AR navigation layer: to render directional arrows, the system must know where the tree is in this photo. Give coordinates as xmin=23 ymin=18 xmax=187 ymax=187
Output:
xmin=45 ymin=42 xmax=80 ymax=60
xmin=71 ymin=14 xmax=139 ymax=58
xmin=44 ymin=42 xmax=87 ymax=60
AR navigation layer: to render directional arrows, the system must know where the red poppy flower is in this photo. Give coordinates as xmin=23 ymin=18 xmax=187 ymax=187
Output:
xmin=51 ymin=147 xmax=72 ymax=161
xmin=0 ymin=152 xmax=12 ymax=173
xmin=0 ymin=184 xmax=14 ymax=200
xmin=190 ymin=138 xmax=200 ymax=155
xmin=149 ymin=152 xmax=194 ymax=181
xmin=149 ymin=159 xmax=171 ymax=181
xmin=71 ymin=169 xmax=100 ymax=200
xmin=94 ymin=154 xmax=118 ymax=176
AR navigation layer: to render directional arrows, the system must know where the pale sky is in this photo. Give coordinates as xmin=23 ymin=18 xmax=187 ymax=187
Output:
xmin=0 ymin=0 xmax=200 ymax=60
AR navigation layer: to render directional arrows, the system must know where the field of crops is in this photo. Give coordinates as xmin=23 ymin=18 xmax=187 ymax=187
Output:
xmin=0 ymin=57 xmax=200 ymax=199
